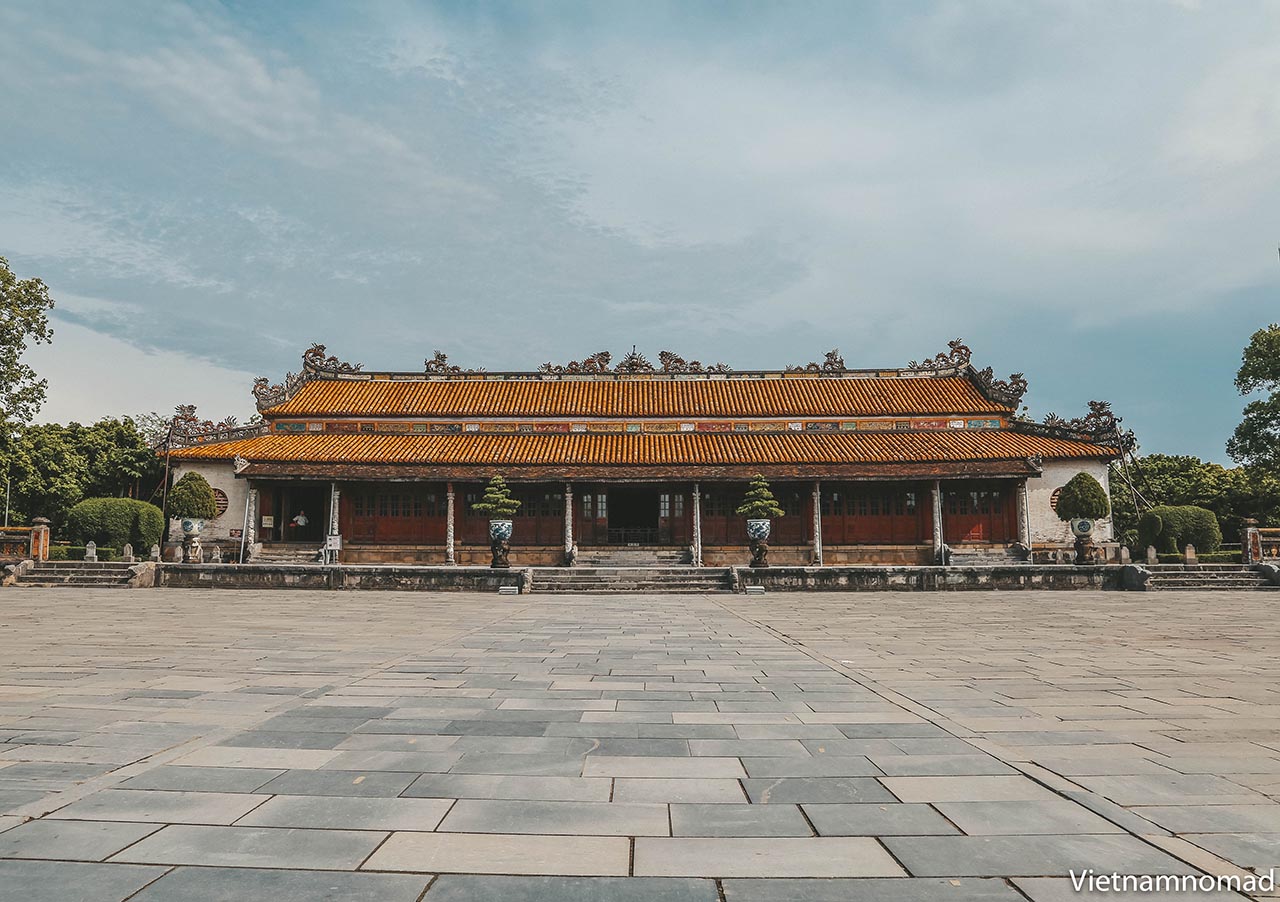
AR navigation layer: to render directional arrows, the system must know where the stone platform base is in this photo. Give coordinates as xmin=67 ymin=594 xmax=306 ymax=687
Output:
xmin=154 ymin=563 xmax=1134 ymax=592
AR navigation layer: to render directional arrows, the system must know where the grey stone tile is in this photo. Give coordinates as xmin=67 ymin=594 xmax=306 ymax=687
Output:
xmin=0 ymin=859 xmax=168 ymax=902
xmin=255 ymin=715 xmax=379 ymax=733
xmin=218 ymin=731 xmax=349 ymax=750
xmin=1132 ymin=804 xmax=1280 ymax=833
xmin=132 ymin=864 xmax=431 ymax=899
xmin=439 ymin=799 xmax=670 ymax=835
xmin=835 ymin=723 xmax=953 ymax=739
xmin=48 ymin=789 xmax=267 ymax=825
xmin=741 ymin=756 xmax=881 ymax=778
xmin=633 ymin=837 xmax=905 ymax=877
xmin=689 ymin=739 xmax=810 ymax=757
xmin=671 ymin=803 xmax=811 ymax=836
xmin=335 ymin=733 xmax=461 ymax=752
xmin=256 ymin=769 xmax=418 ymax=797
xmin=1074 ymin=774 xmax=1266 ymax=806
xmin=871 ymin=755 xmax=1018 ymax=776
xmin=0 ymin=788 xmax=48 ymax=811
xmin=450 ymin=753 xmax=585 ymax=776
xmin=801 ymin=738 xmax=905 ymax=757
xmin=237 ymin=795 xmax=454 ymax=831
xmin=638 ymin=724 xmax=740 ymax=740
xmin=1183 ymin=832 xmax=1280 ymax=871
xmin=722 ymin=877 xmax=1026 ymax=901
xmin=289 ymin=706 xmax=392 ymax=720
xmin=112 ymin=824 xmax=386 ymax=869
xmin=936 ymin=799 xmax=1125 ymax=835
xmin=803 ymin=802 xmax=960 ymax=836
xmin=174 ymin=747 xmax=340 ymax=769
xmin=404 ymin=774 xmax=611 ymax=802
xmin=583 ymin=756 xmax=745 ymax=778
xmin=424 ymin=875 xmax=718 ymax=902
xmin=320 ymin=750 xmax=461 ymax=772
xmin=881 ymin=776 xmax=1058 ymax=802
xmin=583 ymin=738 xmax=691 ymax=757
xmin=0 ymin=762 xmax=104 ymax=783
xmin=743 ymin=776 xmax=897 ymax=804
xmin=363 ymin=831 xmax=630 ymax=875
xmin=449 ymin=736 xmax=592 ymax=755
xmin=0 ymin=819 xmax=161 ymax=861
xmin=119 ymin=765 xmax=285 ymax=793
xmin=883 ymin=834 xmax=1198 ymax=877
xmin=613 ymin=778 xmax=747 ymax=804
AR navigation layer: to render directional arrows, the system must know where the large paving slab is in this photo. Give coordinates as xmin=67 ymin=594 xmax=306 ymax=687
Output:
xmin=0 ymin=586 xmax=1276 ymax=898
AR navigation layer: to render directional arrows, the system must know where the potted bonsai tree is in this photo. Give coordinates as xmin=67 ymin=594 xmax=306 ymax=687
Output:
xmin=735 ymin=474 xmax=785 ymax=568
xmin=166 ymin=471 xmax=218 ymax=562
xmin=472 ymin=476 xmax=522 ymax=568
xmin=1054 ymin=472 xmax=1110 ymax=565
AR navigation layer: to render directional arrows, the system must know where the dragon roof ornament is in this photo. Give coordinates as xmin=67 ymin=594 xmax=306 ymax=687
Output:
xmin=907 ymin=339 xmax=972 ymax=372
xmin=424 ymin=350 xmax=482 ymax=374
xmin=302 ymin=343 xmax=363 ymax=375
xmin=538 ymin=349 xmax=729 ymax=375
xmin=169 ymin=405 xmax=266 ymax=448
xmin=253 ymin=344 xmax=363 ymax=411
xmin=657 ymin=351 xmax=731 ymax=374
xmin=785 ymin=349 xmax=846 ymax=373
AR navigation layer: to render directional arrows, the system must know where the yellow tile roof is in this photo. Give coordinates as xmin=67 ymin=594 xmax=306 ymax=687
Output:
xmin=171 ymin=430 xmax=1112 ymax=465
xmin=264 ymin=375 xmax=1008 ymax=418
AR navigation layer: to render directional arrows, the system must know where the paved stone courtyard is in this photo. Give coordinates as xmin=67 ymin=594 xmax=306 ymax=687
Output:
xmin=0 ymin=588 xmax=1276 ymax=900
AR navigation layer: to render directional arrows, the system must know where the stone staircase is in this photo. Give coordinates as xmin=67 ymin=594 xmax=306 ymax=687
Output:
xmin=251 ymin=543 xmax=323 ymax=565
xmin=13 ymin=561 xmax=136 ymax=588
xmin=573 ymin=547 xmax=692 ymax=567
xmin=1145 ymin=564 xmax=1277 ymax=591
xmin=948 ymin=545 xmax=1029 ymax=566
xmin=530 ymin=566 xmax=732 ymax=594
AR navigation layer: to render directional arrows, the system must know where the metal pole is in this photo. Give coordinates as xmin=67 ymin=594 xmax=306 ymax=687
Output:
xmin=3 ymin=468 xmax=10 ymax=527
xmin=239 ymin=485 xmax=251 ymax=563
xmin=159 ymin=417 xmax=176 ymax=541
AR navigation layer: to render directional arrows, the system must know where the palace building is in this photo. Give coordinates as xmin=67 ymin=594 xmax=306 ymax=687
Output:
xmin=166 ymin=342 xmax=1123 ymax=566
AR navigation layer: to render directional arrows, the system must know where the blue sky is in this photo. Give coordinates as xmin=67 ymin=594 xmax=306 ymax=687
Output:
xmin=2 ymin=0 xmax=1276 ymax=462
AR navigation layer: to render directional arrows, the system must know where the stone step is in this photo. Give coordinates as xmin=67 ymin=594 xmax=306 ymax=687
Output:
xmin=17 ymin=576 xmax=133 ymax=587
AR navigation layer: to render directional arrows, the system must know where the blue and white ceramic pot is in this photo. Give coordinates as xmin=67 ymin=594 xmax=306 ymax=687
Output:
xmin=1069 ymin=518 xmax=1095 ymax=539
xmin=489 ymin=519 xmax=514 ymax=542
xmin=746 ymin=518 xmax=772 ymax=541
xmin=181 ymin=518 xmax=204 ymax=537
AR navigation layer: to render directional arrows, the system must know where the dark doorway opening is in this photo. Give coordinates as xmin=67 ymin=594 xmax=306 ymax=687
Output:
xmin=608 ymin=488 xmax=658 ymax=544
xmin=273 ymin=484 xmax=327 ymax=543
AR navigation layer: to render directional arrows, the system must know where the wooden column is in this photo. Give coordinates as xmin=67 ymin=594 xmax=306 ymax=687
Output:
xmin=931 ymin=479 xmax=945 ymax=564
xmin=1016 ymin=478 xmax=1032 ymax=548
xmin=692 ymin=482 xmax=703 ymax=567
xmin=564 ymin=482 xmax=574 ymax=563
xmin=811 ymin=481 xmax=823 ymax=566
xmin=445 ymin=482 xmax=456 ymax=565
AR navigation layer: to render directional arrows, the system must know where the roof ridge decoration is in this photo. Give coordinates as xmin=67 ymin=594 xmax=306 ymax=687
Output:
xmin=169 ymin=405 xmax=267 ymax=448
xmin=254 ymin=343 xmax=363 ymax=412
xmin=907 ymin=339 xmax=972 ymax=372
xmin=424 ymin=350 xmax=483 ymax=374
xmin=785 ymin=349 xmax=846 ymax=373
xmin=538 ymin=349 xmax=732 ymax=375
xmin=1013 ymin=399 xmax=1134 ymax=450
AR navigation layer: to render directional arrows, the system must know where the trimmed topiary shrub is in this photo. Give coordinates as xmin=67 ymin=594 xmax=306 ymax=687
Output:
xmin=735 ymin=474 xmax=786 ymax=519
xmin=471 ymin=476 xmax=522 ymax=518
xmin=167 ymin=472 xmax=218 ymax=520
xmin=66 ymin=498 xmax=164 ymax=550
xmin=1054 ymin=472 xmax=1110 ymax=522
xmin=1138 ymin=505 xmax=1223 ymax=554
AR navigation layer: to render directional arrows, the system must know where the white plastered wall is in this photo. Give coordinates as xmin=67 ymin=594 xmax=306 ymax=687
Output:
xmin=1027 ymin=459 xmax=1113 ymax=544
xmin=168 ymin=460 xmax=246 ymax=543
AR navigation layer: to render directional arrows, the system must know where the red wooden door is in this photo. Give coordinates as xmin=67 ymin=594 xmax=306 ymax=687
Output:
xmin=943 ymin=486 xmax=1013 ymax=544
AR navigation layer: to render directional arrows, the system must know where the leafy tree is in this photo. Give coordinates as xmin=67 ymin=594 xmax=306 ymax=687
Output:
xmin=735 ymin=474 xmax=786 ymax=519
xmin=66 ymin=498 xmax=164 ymax=549
xmin=1228 ymin=323 xmax=1280 ymax=473
xmin=1109 ymin=454 xmax=1278 ymax=541
xmin=0 ymin=257 xmax=54 ymax=435
xmin=1054 ymin=472 xmax=1110 ymax=521
xmin=166 ymin=472 xmax=217 ymax=520
xmin=1138 ymin=505 xmax=1223 ymax=554
xmin=470 ymin=476 xmax=521 ymax=517
xmin=8 ymin=424 xmax=87 ymax=531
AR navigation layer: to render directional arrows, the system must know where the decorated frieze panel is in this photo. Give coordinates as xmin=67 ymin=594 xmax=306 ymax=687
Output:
xmin=269 ymin=417 xmax=1008 ymax=436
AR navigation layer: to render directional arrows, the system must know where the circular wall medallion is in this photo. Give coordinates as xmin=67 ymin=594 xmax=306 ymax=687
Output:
xmin=1049 ymin=487 xmax=1062 ymax=512
xmin=212 ymin=488 xmax=229 ymax=519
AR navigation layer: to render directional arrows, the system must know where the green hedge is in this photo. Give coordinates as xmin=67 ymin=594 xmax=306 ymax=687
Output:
xmin=1137 ymin=505 xmax=1223 ymax=554
xmin=1198 ymin=551 xmax=1242 ymax=563
xmin=48 ymin=545 xmax=119 ymax=562
xmin=65 ymin=498 xmax=164 ymax=551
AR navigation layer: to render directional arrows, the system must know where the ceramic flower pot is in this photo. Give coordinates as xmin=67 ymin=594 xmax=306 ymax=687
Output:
xmin=746 ymin=518 xmax=772 ymax=541
xmin=180 ymin=518 xmax=204 ymax=537
xmin=489 ymin=519 xmax=514 ymax=542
